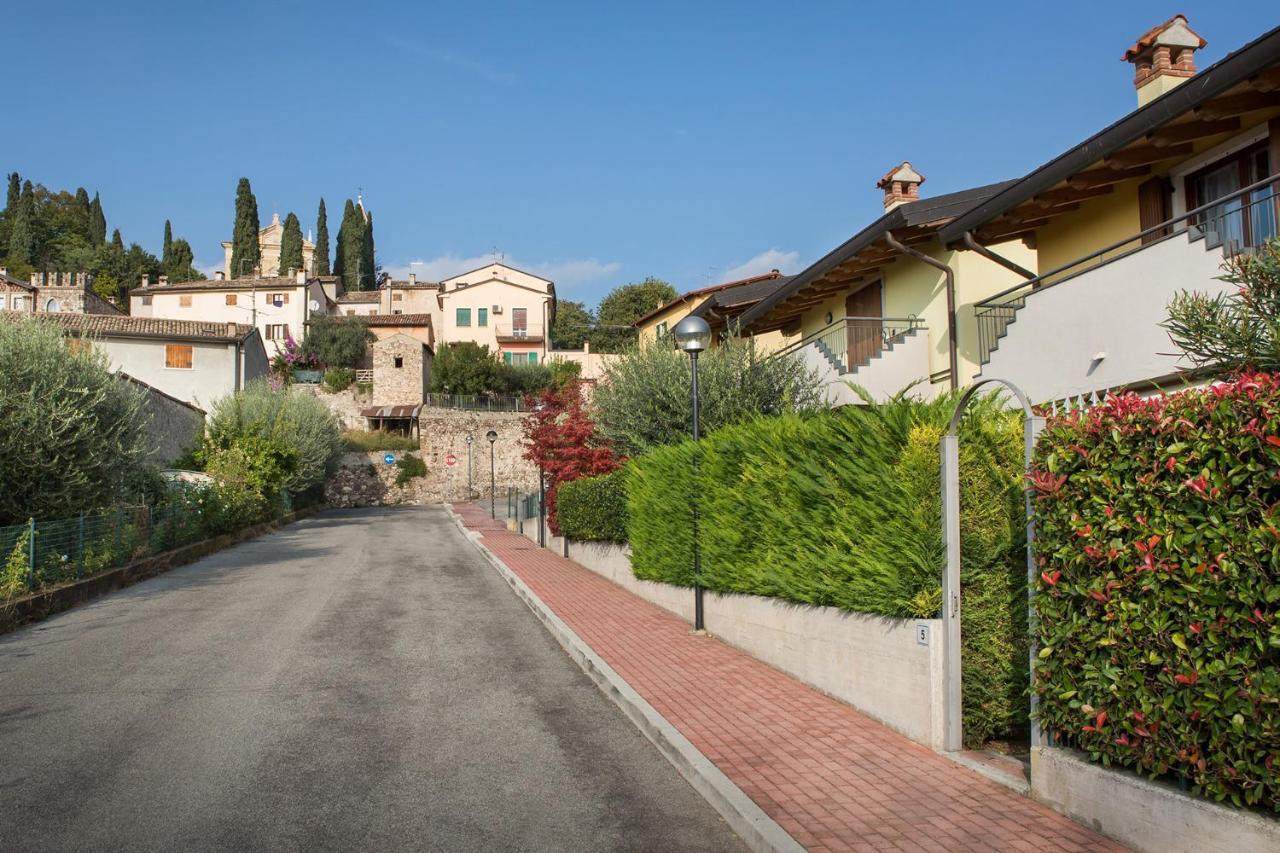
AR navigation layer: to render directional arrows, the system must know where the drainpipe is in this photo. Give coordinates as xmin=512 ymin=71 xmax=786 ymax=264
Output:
xmin=884 ymin=231 xmax=958 ymax=391
xmin=960 ymin=231 xmax=1036 ymax=280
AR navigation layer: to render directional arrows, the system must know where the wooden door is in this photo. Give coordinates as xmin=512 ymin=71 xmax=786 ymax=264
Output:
xmin=845 ymin=282 xmax=883 ymax=368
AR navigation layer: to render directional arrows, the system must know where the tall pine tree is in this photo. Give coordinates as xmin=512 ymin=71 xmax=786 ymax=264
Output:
xmin=277 ymin=212 xmax=304 ymax=275
xmin=89 ymin=192 xmax=106 ymax=245
xmin=314 ymin=198 xmax=331 ymax=275
xmin=228 ymin=177 xmax=261 ymax=279
xmin=162 ymin=219 xmax=173 ymax=267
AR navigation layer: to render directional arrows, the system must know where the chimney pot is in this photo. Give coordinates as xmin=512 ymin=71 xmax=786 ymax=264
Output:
xmin=408 ymin=273 xmax=416 ymax=286
xmin=295 ymin=269 xmax=306 ymax=285
xmin=227 ymin=321 xmax=238 ymax=337
xmin=158 ymin=275 xmax=169 ymax=287
xmin=215 ymin=270 xmax=225 ymax=281
xmin=876 ymin=162 xmax=925 ymax=211
xmin=1123 ymin=15 xmax=1206 ymax=107
xmin=0 ymin=266 xmax=6 ymax=278
xmin=141 ymin=274 xmax=150 ymax=288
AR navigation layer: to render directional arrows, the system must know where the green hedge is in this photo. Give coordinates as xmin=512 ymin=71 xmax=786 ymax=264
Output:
xmin=557 ymin=470 xmax=629 ymax=542
xmin=626 ymin=396 xmax=1028 ymax=746
xmin=1032 ymin=375 xmax=1280 ymax=812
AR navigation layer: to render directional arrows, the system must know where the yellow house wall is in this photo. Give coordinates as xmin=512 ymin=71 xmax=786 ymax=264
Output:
xmin=636 ymin=299 xmax=702 ymax=347
xmin=1035 ymin=181 xmax=1143 ymax=276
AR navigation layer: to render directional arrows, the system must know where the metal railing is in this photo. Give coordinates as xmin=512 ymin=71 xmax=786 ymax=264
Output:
xmin=974 ymin=174 xmax=1280 ymax=366
xmin=424 ymin=393 xmax=529 ymax=412
xmin=494 ymin=324 xmax=544 ymax=340
xmin=775 ymin=316 xmax=923 ymax=374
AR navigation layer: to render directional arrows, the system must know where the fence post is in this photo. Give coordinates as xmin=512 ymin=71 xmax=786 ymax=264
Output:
xmin=77 ymin=513 xmax=85 ymax=579
xmin=27 ymin=517 xmax=36 ymax=591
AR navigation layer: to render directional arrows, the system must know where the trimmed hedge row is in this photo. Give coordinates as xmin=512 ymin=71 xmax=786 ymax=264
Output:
xmin=1032 ymin=374 xmax=1280 ymax=812
xmin=555 ymin=470 xmax=629 ymax=542
xmin=626 ymin=396 xmax=1029 ymax=747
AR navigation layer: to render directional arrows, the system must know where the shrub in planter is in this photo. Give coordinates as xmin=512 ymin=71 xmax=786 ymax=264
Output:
xmin=1032 ymin=374 xmax=1280 ymax=811
xmin=557 ymin=469 xmax=628 ymax=542
xmin=627 ymin=394 xmax=1028 ymax=746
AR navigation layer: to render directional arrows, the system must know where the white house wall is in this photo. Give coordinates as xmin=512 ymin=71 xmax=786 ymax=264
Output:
xmin=94 ymin=337 xmax=242 ymax=410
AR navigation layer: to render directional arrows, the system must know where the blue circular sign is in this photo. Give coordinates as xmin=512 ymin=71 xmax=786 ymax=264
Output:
xmin=384 ymin=453 xmax=396 ymax=465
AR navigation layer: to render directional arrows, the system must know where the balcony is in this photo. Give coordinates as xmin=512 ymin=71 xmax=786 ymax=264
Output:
xmin=974 ymin=175 xmax=1278 ymax=403
xmin=494 ymin=323 xmax=544 ymax=343
xmin=775 ymin=316 xmax=930 ymax=405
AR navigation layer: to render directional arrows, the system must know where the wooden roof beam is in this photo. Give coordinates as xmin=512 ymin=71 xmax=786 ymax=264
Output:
xmin=1249 ymin=67 xmax=1280 ymax=93
xmin=975 ymin=218 xmax=1052 ymax=244
xmin=1068 ymin=164 xmax=1152 ymax=189
xmin=1196 ymin=90 xmax=1280 ymax=120
xmin=1106 ymin=142 xmax=1193 ymax=168
xmin=1026 ymin=184 xmax=1114 ymax=210
xmin=1147 ymin=116 xmax=1241 ymax=147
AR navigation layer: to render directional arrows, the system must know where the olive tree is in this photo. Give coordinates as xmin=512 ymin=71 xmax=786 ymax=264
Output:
xmin=0 ymin=317 xmax=150 ymax=525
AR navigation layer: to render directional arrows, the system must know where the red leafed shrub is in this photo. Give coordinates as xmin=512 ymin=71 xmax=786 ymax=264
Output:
xmin=522 ymin=381 xmax=623 ymax=533
xmin=1031 ymin=373 xmax=1280 ymax=811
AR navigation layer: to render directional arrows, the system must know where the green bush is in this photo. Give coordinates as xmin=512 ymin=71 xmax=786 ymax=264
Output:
xmin=394 ymin=453 xmax=427 ymax=486
xmin=557 ymin=470 xmax=628 ymax=542
xmin=299 ymin=315 xmax=374 ymax=368
xmin=0 ymin=316 xmax=151 ymax=526
xmin=1032 ymin=374 xmax=1280 ymax=812
xmin=323 ymin=367 xmax=355 ymax=392
xmin=342 ymin=429 xmax=418 ymax=452
xmin=626 ymin=393 xmax=1028 ymax=746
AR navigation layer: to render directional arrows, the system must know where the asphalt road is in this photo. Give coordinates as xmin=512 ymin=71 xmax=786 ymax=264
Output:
xmin=0 ymin=507 xmax=744 ymax=852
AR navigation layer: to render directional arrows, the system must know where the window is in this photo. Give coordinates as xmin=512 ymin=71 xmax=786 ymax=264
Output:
xmin=512 ymin=307 xmax=528 ymax=334
xmin=393 ymin=309 xmax=402 ymax=315
xmin=503 ymin=352 xmax=513 ymax=365
xmin=45 ymin=298 xmax=59 ymax=312
xmin=477 ymin=307 xmax=488 ymax=327
xmin=394 ymin=356 xmax=404 ymax=368
xmin=346 ymin=310 xmax=355 ymax=316
xmin=165 ymin=344 xmax=193 ymax=369
xmin=393 ymin=293 xmax=404 ymax=302
xmin=179 ymin=295 xmax=192 ymax=307
xmin=11 ymin=295 xmax=24 ymax=310
xmin=66 ymin=338 xmax=90 ymax=355
xmin=266 ymin=324 xmax=290 ymax=341
xmin=225 ymin=294 xmax=237 ymax=305
xmin=1186 ymin=142 xmax=1277 ymax=255
xmin=528 ymin=352 xmax=538 ymax=365
xmin=456 ymin=308 xmax=471 ymax=327
xmin=268 ymin=292 xmax=289 ymax=305
xmin=140 ymin=295 xmax=151 ymax=306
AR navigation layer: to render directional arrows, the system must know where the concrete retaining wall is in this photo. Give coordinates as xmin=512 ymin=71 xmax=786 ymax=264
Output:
xmin=546 ymin=535 xmax=946 ymax=750
xmin=1031 ymin=746 xmax=1280 ymax=853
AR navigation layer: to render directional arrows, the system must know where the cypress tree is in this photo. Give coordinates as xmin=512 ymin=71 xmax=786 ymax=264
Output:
xmin=314 ymin=198 xmax=331 ymax=276
xmin=168 ymin=238 xmax=196 ymax=281
xmin=360 ymin=210 xmax=376 ymax=291
xmin=277 ymin=212 xmax=304 ymax=275
xmin=4 ymin=173 xmax=18 ymax=213
xmin=111 ymin=229 xmax=124 ymax=251
xmin=228 ymin=177 xmax=261 ymax=279
xmin=162 ymin=219 xmax=173 ymax=266
xmin=8 ymin=180 xmax=36 ymax=265
xmin=74 ymin=188 xmax=92 ymax=242
xmin=334 ymin=198 xmax=359 ymax=289
xmin=89 ymin=192 xmax=106 ymax=245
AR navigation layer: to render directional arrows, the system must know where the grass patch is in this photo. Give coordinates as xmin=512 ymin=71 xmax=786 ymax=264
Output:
xmin=342 ymin=430 xmax=418 ymax=453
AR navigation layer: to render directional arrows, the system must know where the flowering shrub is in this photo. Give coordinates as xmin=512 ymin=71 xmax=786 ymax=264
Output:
xmin=1031 ymin=374 xmax=1280 ymax=811
xmin=270 ymin=333 xmax=322 ymax=382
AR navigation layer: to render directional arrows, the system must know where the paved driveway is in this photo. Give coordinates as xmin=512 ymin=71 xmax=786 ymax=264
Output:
xmin=0 ymin=507 xmax=743 ymax=852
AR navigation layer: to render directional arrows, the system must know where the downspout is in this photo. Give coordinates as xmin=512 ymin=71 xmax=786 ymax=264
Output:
xmin=960 ymin=231 xmax=1036 ymax=279
xmin=884 ymin=231 xmax=959 ymax=391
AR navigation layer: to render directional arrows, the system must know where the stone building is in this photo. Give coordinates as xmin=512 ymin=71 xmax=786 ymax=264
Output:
xmin=371 ymin=333 xmax=432 ymax=407
xmin=220 ymin=212 xmax=317 ymax=278
xmin=1 ymin=269 xmax=123 ymax=315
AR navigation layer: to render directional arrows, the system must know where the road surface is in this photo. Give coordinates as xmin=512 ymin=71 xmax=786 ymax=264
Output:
xmin=0 ymin=507 xmax=743 ymax=852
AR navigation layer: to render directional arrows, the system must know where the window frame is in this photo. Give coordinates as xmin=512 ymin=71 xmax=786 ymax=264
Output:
xmin=456 ymin=307 xmax=472 ymax=327
xmin=165 ymin=343 xmax=194 ymax=370
xmin=477 ymin=307 xmax=488 ymax=327
xmin=179 ymin=294 xmax=192 ymax=307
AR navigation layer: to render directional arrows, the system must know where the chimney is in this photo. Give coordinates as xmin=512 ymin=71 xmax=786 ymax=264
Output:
xmin=157 ymin=275 xmax=169 ymax=287
xmin=295 ymin=268 xmax=306 ymax=285
xmin=287 ymin=267 xmax=297 ymax=280
xmin=0 ymin=267 xmax=6 ymax=278
xmin=30 ymin=272 xmax=40 ymax=287
xmin=141 ymin=274 xmax=150 ymax=289
xmin=215 ymin=270 xmax=225 ymax=281
xmin=408 ymin=273 xmax=416 ymax=286
xmin=226 ymin=321 xmax=238 ymax=337
xmin=1123 ymin=15 xmax=1206 ymax=107
xmin=877 ymin=162 xmax=925 ymax=211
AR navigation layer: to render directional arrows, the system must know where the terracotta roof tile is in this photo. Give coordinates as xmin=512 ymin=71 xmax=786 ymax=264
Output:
xmin=1122 ymin=15 xmax=1206 ymax=60
xmin=336 ymin=291 xmax=381 ymax=303
xmin=353 ymin=313 xmax=433 ymax=327
xmin=1 ymin=310 xmax=256 ymax=342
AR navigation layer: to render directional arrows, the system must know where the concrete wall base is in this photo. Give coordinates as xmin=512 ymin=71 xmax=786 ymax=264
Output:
xmin=1031 ymin=746 xmax=1280 ymax=853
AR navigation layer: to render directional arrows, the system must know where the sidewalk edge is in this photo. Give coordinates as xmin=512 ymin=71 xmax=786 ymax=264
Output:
xmin=447 ymin=508 xmax=804 ymax=853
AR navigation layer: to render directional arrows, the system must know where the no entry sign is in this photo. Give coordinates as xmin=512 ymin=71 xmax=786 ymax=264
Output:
xmin=445 ymin=453 xmax=458 ymax=467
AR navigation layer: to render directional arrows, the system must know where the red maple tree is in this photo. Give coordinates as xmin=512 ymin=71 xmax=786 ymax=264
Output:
xmin=521 ymin=380 xmax=624 ymax=532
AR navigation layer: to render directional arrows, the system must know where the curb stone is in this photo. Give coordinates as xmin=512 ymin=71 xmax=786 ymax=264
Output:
xmin=447 ymin=508 xmax=805 ymax=853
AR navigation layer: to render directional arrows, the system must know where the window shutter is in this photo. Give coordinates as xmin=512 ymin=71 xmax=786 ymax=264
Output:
xmin=1138 ymin=177 xmax=1172 ymax=245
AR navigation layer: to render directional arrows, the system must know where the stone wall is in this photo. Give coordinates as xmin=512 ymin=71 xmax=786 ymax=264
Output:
xmin=119 ymin=373 xmax=205 ymax=466
xmin=323 ymin=408 xmax=537 ymax=506
xmin=302 ymin=383 xmax=374 ymax=430
xmin=371 ymin=334 xmax=430 ymax=406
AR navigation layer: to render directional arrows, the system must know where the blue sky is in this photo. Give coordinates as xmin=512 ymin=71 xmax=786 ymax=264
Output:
xmin=7 ymin=2 xmax=1277 ymax=305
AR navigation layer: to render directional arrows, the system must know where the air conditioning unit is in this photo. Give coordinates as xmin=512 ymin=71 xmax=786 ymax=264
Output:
xmin=491 ymin=305 xmax=503 ymax=314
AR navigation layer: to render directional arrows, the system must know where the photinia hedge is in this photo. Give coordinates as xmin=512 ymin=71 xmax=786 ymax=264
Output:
xmin=1031 ymin=373 xmax=1280 ymax=811
xmin=556 ymin=469 xmax=629 ymax=543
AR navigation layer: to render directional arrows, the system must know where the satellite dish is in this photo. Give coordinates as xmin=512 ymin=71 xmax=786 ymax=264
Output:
xmin=309 ymin=299 xmax=320 ymax=311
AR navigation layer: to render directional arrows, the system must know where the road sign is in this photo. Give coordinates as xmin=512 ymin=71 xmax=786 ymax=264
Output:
xmin=383 ymin=453 xmax=396 ymax=465
xmin=445 ymin=453 xmax=458 ymax=467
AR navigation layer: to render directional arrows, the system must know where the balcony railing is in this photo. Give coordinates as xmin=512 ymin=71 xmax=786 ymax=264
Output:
xmin=974 ymin=173 xmax=1280 ymax=366
xmin=494 ymin=324 xmax=544 ymax=342
xmin=776 ymin=316 xmax=923 ymax=374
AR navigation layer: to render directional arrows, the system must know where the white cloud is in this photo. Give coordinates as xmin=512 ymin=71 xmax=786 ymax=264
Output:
xmin=722 ymin=248 xmax=801 ymax=281
xmin=385 ymin=254 xmax=622 ymax=290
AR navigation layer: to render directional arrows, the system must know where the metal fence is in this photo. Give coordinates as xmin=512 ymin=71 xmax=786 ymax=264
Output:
xmin=424 ymin=393 xmax=528 ymax=412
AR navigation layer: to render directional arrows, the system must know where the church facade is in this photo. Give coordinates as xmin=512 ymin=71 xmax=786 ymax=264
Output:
xmin=221 ymin=213 xmax=316 ymax=278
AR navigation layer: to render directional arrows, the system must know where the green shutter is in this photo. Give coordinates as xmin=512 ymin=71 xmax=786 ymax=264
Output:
xmin=528 ymin=352 xmax=537 ymax=365
xmin=503 ymin=351 xmax=512 ymax=364
xmin=478 ymin=307 xmax=488 ymax=327
xmin=456 ymin=308 xmax=471 ymax=327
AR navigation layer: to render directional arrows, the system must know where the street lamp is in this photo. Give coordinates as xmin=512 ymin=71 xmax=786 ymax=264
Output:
xmin=487 ymin=429 xmax=499 ymax=518
xmin=466 ymin=433 xmax=474 ymax=499
xmin=672 ymin=315 xmax=712 ymax=632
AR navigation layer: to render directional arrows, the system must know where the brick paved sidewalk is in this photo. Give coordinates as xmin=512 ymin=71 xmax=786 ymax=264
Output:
xmin=453 ymin=503 xmax=1125 ymax=853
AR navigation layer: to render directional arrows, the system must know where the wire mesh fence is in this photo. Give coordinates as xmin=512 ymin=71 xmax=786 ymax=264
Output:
xmin=0 ymin=494 xmax=297 ymax=602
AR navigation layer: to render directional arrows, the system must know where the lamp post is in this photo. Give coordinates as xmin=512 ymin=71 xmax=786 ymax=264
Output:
xmin=466 ymin=433 xmax=474 ymax=499
xmin=672 ymin=315 xmax=712 ymax=632
xmin=487 ymin=429 xmax=498 ymax=518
